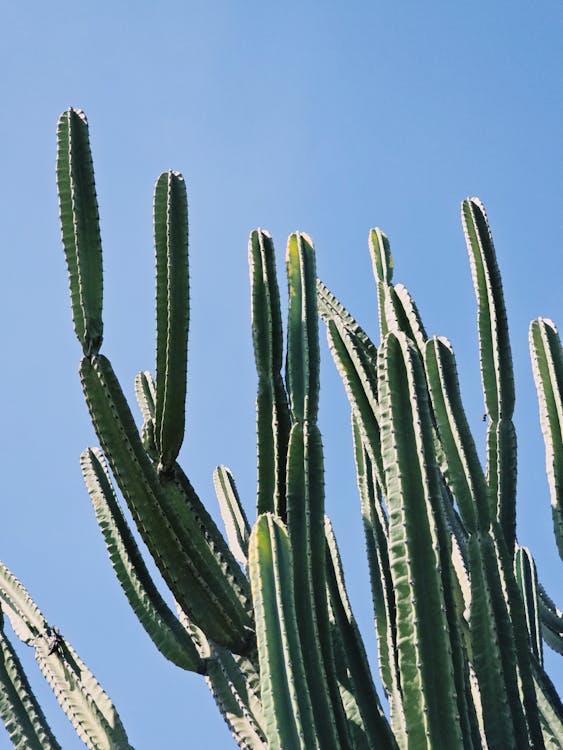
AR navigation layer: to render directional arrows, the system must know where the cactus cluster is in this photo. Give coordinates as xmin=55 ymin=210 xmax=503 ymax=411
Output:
xmin=0 ymin=108 xmax=561 ymax=748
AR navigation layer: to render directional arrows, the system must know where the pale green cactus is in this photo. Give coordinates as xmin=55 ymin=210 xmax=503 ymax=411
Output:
xmin=5 ymin=108 xmax=561 ymax=749
xmin=0 ymin=560 xmax=133 ymax=749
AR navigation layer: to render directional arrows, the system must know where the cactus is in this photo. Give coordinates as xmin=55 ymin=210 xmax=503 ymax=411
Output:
xmin=0 ymin=560 xmax=133 ymax=749
xmin=3 ymin=109 xmax=557 ymax=748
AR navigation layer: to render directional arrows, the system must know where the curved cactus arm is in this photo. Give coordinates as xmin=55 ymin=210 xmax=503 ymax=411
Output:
xmin=378 ymin=331 xmax=463 ymax=749
xmin=249 ymin=229 xmax=291 ymax=518
xmin=424 ymin=336 xmax=490 ymax=532
xmin=213 ymin=466 xmax=251 ymax=567
xmin=316 ymin=279 xmax=378 ymax=365
xmin=206 ymin=644 xmax=268 ymax=750
xmin=154 ymin=170 xmax=189 ymax=473
xmin=514 ymin=546 xmax=543 ymax=665
xmin=34 ymin=634 xmax=133 ymax=750
xmin=325 ymin=318 xmax=385 ymax=489
xmin=531 ymin=657 xmax=563 ymax=749
xmin=529 ymin=317 xmax=563 ymax=558
xmin=462 ymin=197 xmax=517 ymax=552
xmin=80 ymin=447 xmax=204 ymax=673
xmin=0 ymin=625 xmax=61 ymax=750
xmin=80 ymin=354 xmax=252 ymax=653
xmin=56 ymin=108 xmax=103 ymax=357
xmin=368 ymin=229 xmax=393 ymax=341
xmin=249 ymin=513 xmax=319 ymax=750
xmin=324 ymin=517 xmax=398 ymax=750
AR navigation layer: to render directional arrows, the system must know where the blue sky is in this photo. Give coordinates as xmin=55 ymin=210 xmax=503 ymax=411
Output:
xmin=0 ymin=1 xmax=561 ymax=747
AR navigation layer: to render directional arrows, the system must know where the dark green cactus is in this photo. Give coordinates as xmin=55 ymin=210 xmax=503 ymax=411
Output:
xmin=5 ymin=110 xmax=558 ymax=749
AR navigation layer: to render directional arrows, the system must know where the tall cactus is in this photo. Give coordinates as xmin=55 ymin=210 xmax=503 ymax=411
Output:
xmin=3 ymin=110 xmax=556 ymax=748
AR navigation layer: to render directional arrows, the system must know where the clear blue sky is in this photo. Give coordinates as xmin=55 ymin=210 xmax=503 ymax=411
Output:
xmin=0 ymin=2 xmax=561 ymax=747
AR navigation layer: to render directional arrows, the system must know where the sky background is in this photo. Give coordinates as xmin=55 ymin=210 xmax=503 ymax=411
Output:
xmin=0 ymin=1 xmax=561 ymax=747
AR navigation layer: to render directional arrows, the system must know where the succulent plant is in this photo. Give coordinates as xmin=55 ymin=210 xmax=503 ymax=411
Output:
xmin=3 ymin=108 xmax=561 ymax=749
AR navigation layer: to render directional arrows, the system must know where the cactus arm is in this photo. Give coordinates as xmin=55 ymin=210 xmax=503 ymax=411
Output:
xmin=531 ymin=657 xmax=563 ymax=748
xmin=286 ymin=233 xmax=320 ymax=424
xmin=461 ymin=197 xmax=515 ymax=422
xmin=134 ymin=371 xmax=158 ymax=459
xmin=176 ymin=607 xmax=266 ymax=747
xmin=0 ymin=625 xmax=61 ymax=750
xmin=424 ymin=336 xmax=489 ymax=532
xmin=213 ymin=466 xmax=251 ymax=567
xmin=462 ymin=197 xmax=517 ymax=552
xmin=153 ymin=171 xmax=189 ymax=473
xmin=514 ymin=546 xmax=543 ymax=665
xmin=351 ymin=417 xmax=407 ymax=733
xmin=368 ymin=229 xmax=393 ymax=340
xmin=167 ymin=465 xmax=252 ymax=609
xmin=393 ymin=284 xmax=428 ymax=353
xmin=0 ymin=564 xmax=132 ymax=750
xmin=378 ymin=331 xmax=463 ymax=749
xmin=80 ymin=354 xmax=252 ymax=653
xmin=0 ymin=564 xmax=46 ymax=643
xmin=56 ymin=109 xmax=103 ymax=356
xmin=286 ymin=233 xmax=349 ymax=748
xmin=468 ymin=533 xmax=517 ymax=748
xmin=316 ymin=279 xmax=378 ymax=364
xmin=541 ymin=622 xmax=563 ymax=657
xmin=249 ymin=514 xmax=319 ymax=750
xmin=325 ymin=318 xmax=385 ymax=489
xmin=537 ymin=585 xmax=563 ymax=656
xmin=249 ymin=229 xmax=291 ymax=518
xmin=205 ymin=645 xmax=268 ymax=750
xmin=33 ymin=635 xmax=133 ymax=750
xmin=529 ymin=317 xmax=563 ymax=558
xmin=324 ymin=517 xmax=398 ymax=750
xmin=80 ymin=447 xmax=204 ymax=672
xmin=492 ymin=533 xmax=545 ymax=748
xmin=134 ymin=370 xmax=156 ymax=422
xmin=488 ymin=417 xmax=518 ymax=553
xmin=329 ymin=635 xmax=370 ymax=750
xmin=285 ymin=422 xmax=346 ymax=749
xmin=482 ymin=530 xmax=534 ymax=747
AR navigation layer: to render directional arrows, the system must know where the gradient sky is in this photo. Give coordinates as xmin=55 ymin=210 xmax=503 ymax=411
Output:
xmin=0 ymin=2 xmax=561 ymax=747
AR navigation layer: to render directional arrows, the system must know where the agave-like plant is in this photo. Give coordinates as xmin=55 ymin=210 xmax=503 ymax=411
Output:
xmin=4 ymin=108 xmax=561 ymax=749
